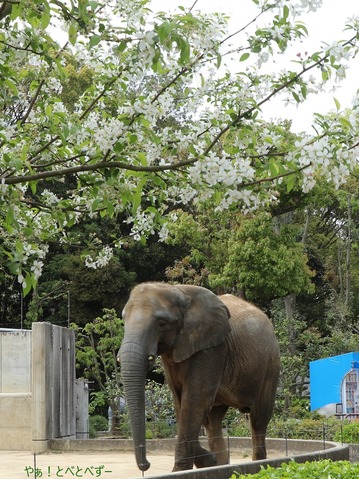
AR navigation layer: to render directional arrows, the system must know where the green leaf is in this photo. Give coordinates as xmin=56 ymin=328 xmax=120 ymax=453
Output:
xmin=300 ymin=84 xmax=307 ymax=99
xmin=283 ymin=5 xmax=289 ymax=20
xmin=339 ymin=117 xmax=351 ymax=130
xmin=132 ymin=178 xmax=147 ymax=215
xmin=286 ymin=174 xmax=295 ymax=193
xmin=239 ymin=52 xmax=250 ymax=62
xmin=321 ymin=68 xmax=329 ymax=81
xmin=41 ymin=5 xmax=51 ymax=30
xmin=10 ymin=2 xmax=21 ymax=20
xmin=333 ymin=97 xmax=341 ymax=111
xmin=29 ymin=181 xmax=37 ymax=195
xmin=179 ymin=38 xmax=190 ymax=64
xmin=22 ymin=273 xmax=34 ymax=297
xmin=5 ymin=78 xmax=19 ymax=97
xmin=269 ymin=160 xmax=280 ymax=177
xmin=68 ymin=24 xmax=78 ymax=46
xmin=292 ymin=91 xmax=300 ymax=103
xmin=137 ymin=152 xmax=148 ymax=166
xmin=89 ymin=35 xmax=101 ymax=48
xmin=5 ymin=206 xmax=15 ymax=232
xmin=157 ymin=21 xmax=175 ymax=44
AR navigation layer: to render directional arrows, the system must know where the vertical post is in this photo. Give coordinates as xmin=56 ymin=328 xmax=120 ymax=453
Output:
xmin=140 ymin=444 xmax=145 ymax=478
xmin=32 ymin=323 xmax=52 ymax=453
xmin=285 ymin=427 xmax=288 ymax=456
xmin=322 ymin=423 xmax=326 ymax=450
xmin=20 ymin=292 xmax=23 ymax=329
xmin=67 ymin=291 xmax=71 ymax=328
xmin=227 ymin=430 xmax=230 ymax=463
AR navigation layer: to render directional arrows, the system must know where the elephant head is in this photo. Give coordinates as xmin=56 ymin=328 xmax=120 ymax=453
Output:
xmin=118 ymin=282 xmax=231 ymax=471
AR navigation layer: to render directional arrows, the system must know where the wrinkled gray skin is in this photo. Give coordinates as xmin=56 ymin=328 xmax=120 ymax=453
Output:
xmin=118 ymin=282 xmax=280 ymax=472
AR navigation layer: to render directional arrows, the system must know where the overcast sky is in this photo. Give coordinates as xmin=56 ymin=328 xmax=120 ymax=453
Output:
xmin=152 ymin=0 xmax=359 ymax=132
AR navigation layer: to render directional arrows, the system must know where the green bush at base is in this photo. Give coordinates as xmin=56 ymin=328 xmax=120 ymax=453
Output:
xmin=334 ymin=421 xmax=359 ymax=444
xmin=89 ymin=415 xmax=108 ymax=438
xmin=230 ymin=460 xmax=359 ymax=478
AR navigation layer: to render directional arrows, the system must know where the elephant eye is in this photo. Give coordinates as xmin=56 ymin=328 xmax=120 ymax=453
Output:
xmin=156 ymin=311 xmax=177 ymax=329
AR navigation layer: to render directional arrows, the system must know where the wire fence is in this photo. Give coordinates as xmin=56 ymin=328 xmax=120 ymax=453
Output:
xmin=142 ymin=414 xmax=351 ymax=445
xmin=132 ymin=420 xmax=348 ymax=477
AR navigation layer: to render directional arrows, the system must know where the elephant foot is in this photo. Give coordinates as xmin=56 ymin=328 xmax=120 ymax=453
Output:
xmin=194 ymin=447 xmax=217 ymax=468
xmin=172 ymin=461 xmax=193 ymax=472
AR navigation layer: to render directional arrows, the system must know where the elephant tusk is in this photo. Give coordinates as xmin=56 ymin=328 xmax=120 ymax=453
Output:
xmin=148 ymin=355 xmax=155 ymax=362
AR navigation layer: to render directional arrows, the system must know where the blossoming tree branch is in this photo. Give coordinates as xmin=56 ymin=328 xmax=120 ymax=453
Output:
xmin=0 ymin=0 xmax=358 ymax=293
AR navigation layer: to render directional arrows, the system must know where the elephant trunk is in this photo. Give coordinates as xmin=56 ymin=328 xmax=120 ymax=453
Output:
xmin=119 ymin=340 xmax=151 ymax=472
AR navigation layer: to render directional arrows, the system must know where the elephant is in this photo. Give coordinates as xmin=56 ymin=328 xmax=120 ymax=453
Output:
xmin=118 ymin=282 xmax=280 ymax=472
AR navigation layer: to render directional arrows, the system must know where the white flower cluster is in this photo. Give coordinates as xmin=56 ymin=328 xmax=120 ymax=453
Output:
xmin=215 ymin=188 xmax=263 ymax=212
xmin=16 ymin=243 xmax=49 ymax=287
xmin=92 ymin=118 xmax=125 ymax=154
xmin=41 ymin=189 xmax=60 ymax=206
xmin=190 ymin=12 xmax=228 ymax=52
xmin=42 ymin=77 xmax=62 ymax=95
xmin=291 ymin=136 xmax=359 ymax=193
xmin=275 ymin=0 xmax=323 ymax=16
xmin=84 ymin=246 xmax=114 ymax=269
xmin=193 ymin=152 xmax=255 ymax=188
xmin=125 ymin=208 xmax=156 ymax=241
xmin=112 ymin=0 xmax=148 ymax=27
xmin=135 ymin=30 xmax=157 ymax=67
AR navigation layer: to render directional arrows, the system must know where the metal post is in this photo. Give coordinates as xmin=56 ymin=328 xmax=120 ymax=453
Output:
xmin=140 ymin=444 xmax=145 ymax=477
xmin=67 ymin=290 xmax=70 ymax=327
xmin=20 ymin=292 xmax=23 ymax=329
xmin=285 ymin=427 xmax=288 ymax=456
xmin=227 ymin=428 xmax=230 ymax=463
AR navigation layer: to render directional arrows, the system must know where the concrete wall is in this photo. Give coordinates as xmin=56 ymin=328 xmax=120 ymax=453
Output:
xmin=0 ymin=330 xmax=32 ymax=392
xmin=0 ymin=330 xmax=32 ymax=450
xmin=0 ymin=393 xmax=32 ymax=449
xmin=32 ymin=323 xmax=77 ymax=453
xmin=0 ymin=323 xmax=87 ymax=452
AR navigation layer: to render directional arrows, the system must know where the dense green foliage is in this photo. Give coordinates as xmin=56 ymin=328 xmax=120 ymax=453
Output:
xmin=334 ymin=422 xmax=359 ymax=444
xmin=231 ymin=460 xmax=359 ymax=479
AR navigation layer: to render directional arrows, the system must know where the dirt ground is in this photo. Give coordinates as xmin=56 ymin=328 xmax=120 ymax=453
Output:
xmin=0 ymin=450 xmax=253 ymax=479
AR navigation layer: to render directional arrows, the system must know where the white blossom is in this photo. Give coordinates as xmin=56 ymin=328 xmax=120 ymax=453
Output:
xmin=84 ymin=246 xmax=114 ymax=269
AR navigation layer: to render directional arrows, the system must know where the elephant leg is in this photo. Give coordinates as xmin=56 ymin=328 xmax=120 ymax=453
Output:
xmin=173 ymin=400 xmax=217 ymax=471
xmin=250 ymin=371 xmax=278 ymax=461
xmin=203 ymin=405 xmax=229 ymax=466
xmin=171 ymin=351 xmax=225 ymax=471
xmin=249 ymin=412 xmax=267 ymax=460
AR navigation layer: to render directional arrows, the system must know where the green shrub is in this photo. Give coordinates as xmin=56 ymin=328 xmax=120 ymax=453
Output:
xmin=229 ymin=417 xmax=345 ymax=442
xmin=146 ymin=420 xmax=175 ymax=439
xmin=334 ymin=421 xmax=359 ymax=444
xmin=89 ymin=415 xmax=108 ymax=438
xmin=230 ymin=460 xmax=359 ymax=478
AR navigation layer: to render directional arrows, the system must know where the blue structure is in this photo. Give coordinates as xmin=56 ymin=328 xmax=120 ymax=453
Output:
xmin=309 ymin=352 xmax=359 ymax=411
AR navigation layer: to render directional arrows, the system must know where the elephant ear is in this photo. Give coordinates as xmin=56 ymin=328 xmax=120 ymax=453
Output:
xmin=173 ymin=285 xmax=231 ymax=363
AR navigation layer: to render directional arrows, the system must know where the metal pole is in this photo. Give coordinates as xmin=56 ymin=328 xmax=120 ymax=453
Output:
xmin=285 ymin=427 xmax=288 ymax=456
xmin=67 ymin=290 xmax=70 ymax=327
xmin=227 ymin=427 xmax=230 ymax=463
xmin=140 ymin=444 xmax=145 ymax=478
xmin=20 ymin=292 xmax=23 ymax=329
